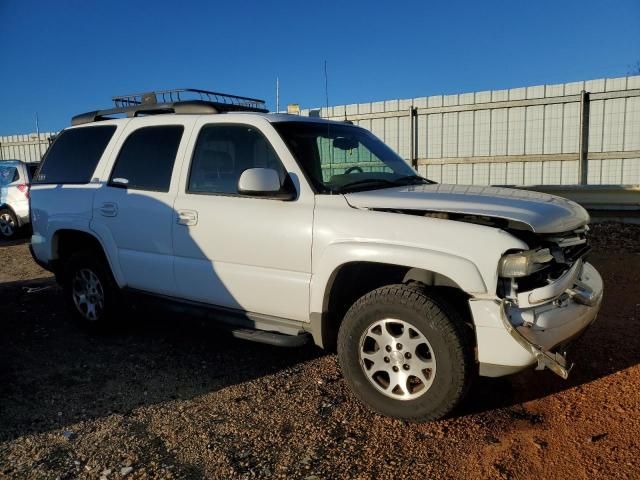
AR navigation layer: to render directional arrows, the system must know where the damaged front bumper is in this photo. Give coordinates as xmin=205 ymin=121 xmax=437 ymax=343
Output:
xmin=471 ymin=261 xmax=603 ymax=378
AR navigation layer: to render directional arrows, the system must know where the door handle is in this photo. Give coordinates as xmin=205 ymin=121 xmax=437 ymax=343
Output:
xmin=177 ymin=210 xmax=198 ymax=226
xmin=99 ymin=202 xmax=118 ymax=217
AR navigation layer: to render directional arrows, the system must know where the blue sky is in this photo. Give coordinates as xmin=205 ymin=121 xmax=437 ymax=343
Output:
xmin=1 ymin=0 xmax=639 ymax=135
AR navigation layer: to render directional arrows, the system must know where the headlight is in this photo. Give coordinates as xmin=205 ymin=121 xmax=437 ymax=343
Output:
xmin=498 ymin=248 xmax=554 ymax=278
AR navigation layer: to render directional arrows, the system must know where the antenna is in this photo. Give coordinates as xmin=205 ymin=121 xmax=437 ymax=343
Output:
xmin=276 ymin=76 xmax=280 ymax=113
xmin=323 ymin=60 xmax=329 ymax=113
xmin=324 ymin=60 xmax=334 ymax=172
xmin=35 ymin=112 xmax=43 ymax=159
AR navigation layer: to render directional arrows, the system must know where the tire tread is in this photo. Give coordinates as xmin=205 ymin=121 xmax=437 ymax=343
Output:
xmin=337 ymin=284 xmax=475 ymax=422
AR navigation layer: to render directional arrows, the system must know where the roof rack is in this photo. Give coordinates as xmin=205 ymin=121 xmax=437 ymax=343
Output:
xmin=72 ymin=88 xmax=268 ymax=126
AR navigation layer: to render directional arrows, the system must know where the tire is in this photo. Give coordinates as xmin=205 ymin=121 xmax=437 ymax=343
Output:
xmin=337 ymin=284 xmax=475 ymax=422
xmin=0 ymin=208 xmax=19 ymax=239
xmin=62 ymin=250 xmax=121 ymax=330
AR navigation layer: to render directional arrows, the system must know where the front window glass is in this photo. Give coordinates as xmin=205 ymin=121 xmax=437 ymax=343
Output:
xmin=273 ymin=121 xmax=430 ymax=193
xmin=188 ymin=124 xmax=286 ymax=195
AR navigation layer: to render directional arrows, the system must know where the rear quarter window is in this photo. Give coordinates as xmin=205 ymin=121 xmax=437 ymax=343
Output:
xmin=27 ymin=164 xmax=39 ymax=181
xmin=0 ymin=165 xmax=19 ymax=185
xmin=34 ymin=126 xmax=117 ymax=184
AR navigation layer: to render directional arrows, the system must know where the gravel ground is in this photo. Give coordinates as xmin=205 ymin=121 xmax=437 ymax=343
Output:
xmin=0 ymin=223 xmax=639 ymax=479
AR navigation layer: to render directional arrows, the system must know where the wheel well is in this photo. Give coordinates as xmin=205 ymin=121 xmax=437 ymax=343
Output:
xmin=0 ymin=204 xmax=16 ymax=216
xmin=0 ymin=204 xmax=24 ymax=228
xmin=320 ymin=262 xmax=472 ymax=351
xmin=52 ymin=229 xmax=107 ymax=270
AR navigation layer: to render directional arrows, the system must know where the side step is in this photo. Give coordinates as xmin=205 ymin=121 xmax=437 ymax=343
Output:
xmin=231 ymin=329 xmax=311 ymax=348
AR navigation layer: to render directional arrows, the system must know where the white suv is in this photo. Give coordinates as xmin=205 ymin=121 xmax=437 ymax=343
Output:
xmin=0 ymin=159 xmax=39 ymax=239
xmin=29 ymin=89 xmax=603 ymax=421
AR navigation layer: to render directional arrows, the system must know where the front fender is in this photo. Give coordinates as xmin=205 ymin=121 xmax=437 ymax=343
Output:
xmin=310 ymin=240 xmax=487 ymax=314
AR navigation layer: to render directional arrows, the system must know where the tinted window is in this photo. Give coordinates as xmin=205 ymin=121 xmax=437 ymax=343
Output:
xmin=27 ymin=164 xmax=39 ymax=181
xmin=188 ymin=124 xmax=285 ymax=195
xmin=109 ymin=126 xmax=184 ymax=192
xmin=34 ymin=126 xmax=116 ymax=184
xmin=0 ymin=165 xmax=19 ymax=185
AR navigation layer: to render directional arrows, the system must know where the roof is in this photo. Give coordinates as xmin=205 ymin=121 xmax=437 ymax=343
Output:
xmin=68 ymin=111 xmax=355 ymax=130
xmin=239 ymin=112 xmax=354 ymax=125
xmin=0 ymin=159 xmax=27 ymax=165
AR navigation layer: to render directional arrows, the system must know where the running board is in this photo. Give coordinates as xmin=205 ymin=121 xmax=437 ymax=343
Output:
xmin=231 ymin=329 xmax=311 ymax=348
xmin=124 ymin=288 xmax=309 ymax=340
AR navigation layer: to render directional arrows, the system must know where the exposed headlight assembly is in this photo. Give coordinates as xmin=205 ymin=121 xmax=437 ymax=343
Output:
xmin=498 ymin=248 xmax=554 ymax=278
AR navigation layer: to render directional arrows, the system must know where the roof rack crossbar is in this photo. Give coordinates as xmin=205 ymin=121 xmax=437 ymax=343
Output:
xmin=112 ymin=88 xmax=266 ymax=110
xmin=71 ymin=89 xmax=268 ymax=126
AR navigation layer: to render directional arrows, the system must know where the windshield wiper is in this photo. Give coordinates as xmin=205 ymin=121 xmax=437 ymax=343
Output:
xmin=336 ymin=175 xmax=435 ymax=193
xmin=392 ymin=175 xmax=435 ymax=185
xmin=335 ymin=178 xmax=398 ymax=193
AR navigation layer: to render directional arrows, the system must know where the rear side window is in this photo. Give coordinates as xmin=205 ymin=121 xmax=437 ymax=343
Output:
xmin=27 ymin=164 xmax=39 ymax=181
xmin=34 ymin=126 xmax=116 ymax=184
xmin=0 ymin=166 xmax=19 ymax=185
xmin=109 ymin=126 xmax=184 ymax=192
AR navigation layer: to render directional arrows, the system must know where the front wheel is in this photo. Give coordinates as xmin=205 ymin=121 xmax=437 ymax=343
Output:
xmin=337 ymin=284 xmax=475 ymax=422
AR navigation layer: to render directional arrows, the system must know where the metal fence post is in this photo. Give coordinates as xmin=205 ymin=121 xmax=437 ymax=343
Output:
xmin=578 ymin=90 xmax=590 ymax=185
xmin=409 ymin=106 xmax=418 ymax=169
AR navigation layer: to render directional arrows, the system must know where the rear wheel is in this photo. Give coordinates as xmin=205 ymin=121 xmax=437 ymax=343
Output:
xmin=62 ymin=251 xmax=121 ymax=329
xmin=337 ymin=284 xmax=475 ymax=422
xmin=0 ymin=209 xmax=18 ymax=239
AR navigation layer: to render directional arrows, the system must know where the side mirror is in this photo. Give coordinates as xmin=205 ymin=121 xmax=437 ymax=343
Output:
xmin=237 ymin=168 xmax=295 ymax=200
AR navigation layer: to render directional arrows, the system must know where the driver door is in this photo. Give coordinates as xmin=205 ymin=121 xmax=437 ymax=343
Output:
xmin=171 ymin=119 xmax=314 ymax=322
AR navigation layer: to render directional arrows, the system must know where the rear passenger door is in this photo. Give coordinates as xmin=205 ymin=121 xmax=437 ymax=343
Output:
xmin=91 ymin=118 xmax=193 ymax=295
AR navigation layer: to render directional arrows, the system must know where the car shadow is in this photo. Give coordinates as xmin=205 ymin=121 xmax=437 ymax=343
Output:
xmin=0 ymin=277 xmax=324 ymax=442
xmin=9 ymin=158 xmax=317 ymax=443
xmin=0 ymin=236 xmax=29 ymax=248
xmin=1 ymin=243 xmax=636 ymax=436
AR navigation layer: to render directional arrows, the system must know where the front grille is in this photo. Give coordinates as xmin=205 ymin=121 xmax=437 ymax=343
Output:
xmin=498 ymin=227 xmax=591 ymax=299
xmin=562 ymin=242 xmax=591 ymax=264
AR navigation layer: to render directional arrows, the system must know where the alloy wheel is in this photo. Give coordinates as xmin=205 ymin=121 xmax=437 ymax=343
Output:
xmin=0 ymin=213 xmax=15 ymax=237
xmin=71 ymin=268 xmax=105 ymax=321
xmin=359 ymin=318 xmax=437 ymax=400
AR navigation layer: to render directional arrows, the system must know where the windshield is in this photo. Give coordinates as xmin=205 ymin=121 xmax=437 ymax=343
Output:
xmin=273 ymin=121 xmax=431 ymax=193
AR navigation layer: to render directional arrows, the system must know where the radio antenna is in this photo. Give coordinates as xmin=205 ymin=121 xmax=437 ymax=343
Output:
xmin=323 ymin=60 xmax=334 ymax=171
xmin=324 ymin=60 xmax=329 ymax=112
xmin=276 ymin=76 xmax=280 ymax=113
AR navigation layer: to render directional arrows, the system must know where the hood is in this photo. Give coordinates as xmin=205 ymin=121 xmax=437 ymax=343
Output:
xmin=344 ymin=184 xmax=589 ymax=234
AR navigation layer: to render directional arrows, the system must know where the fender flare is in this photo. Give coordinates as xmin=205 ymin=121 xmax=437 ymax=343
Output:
xmin=48 ymin=222 xmax=126 ymax=287
xmin=310 ymin=240 xmax=487 ymax=315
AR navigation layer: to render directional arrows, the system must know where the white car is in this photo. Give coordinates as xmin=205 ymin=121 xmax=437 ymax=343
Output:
xmin=0 ymin=159 xmax=38 ymax=239
xmin=29 ymin=89 xmax=603 ymax=421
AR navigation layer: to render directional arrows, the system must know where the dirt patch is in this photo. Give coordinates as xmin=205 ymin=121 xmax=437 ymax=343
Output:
xmin=589 ymin=222 xmax=640 ymax=254
xmin=0 ymin=225 xmax=639 ymax=479
xmin=0 ymin=240 xmax=51 ymax=284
